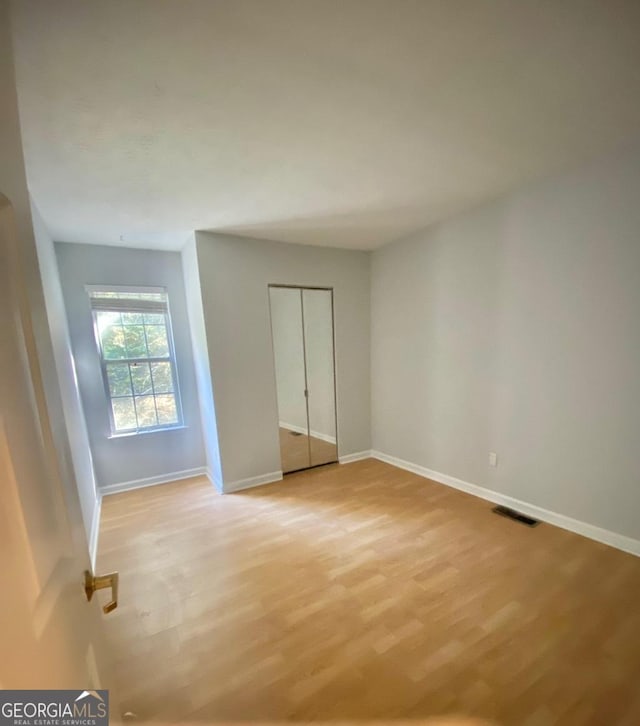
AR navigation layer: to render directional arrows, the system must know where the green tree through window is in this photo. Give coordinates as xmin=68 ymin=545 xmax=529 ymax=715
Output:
xmin=89 ymin=287 xmax=182 ymax=434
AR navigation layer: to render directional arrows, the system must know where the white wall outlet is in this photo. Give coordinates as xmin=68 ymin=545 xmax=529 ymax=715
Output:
xmin=489 ymin=451 xmax=498 ymax=467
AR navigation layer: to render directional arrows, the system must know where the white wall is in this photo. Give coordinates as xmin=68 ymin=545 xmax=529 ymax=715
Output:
xmin=31 ymin=204 xmax=100 ymax=551
xmin=372 ymin=141 xmax=640 ymax=542
xmin=195 ymin=232 xmax=370 ymax=488
xmin=55 ymin=242 xmax=206 ymax=490
xmin=181 ymin=236 xmax=223 ymax=490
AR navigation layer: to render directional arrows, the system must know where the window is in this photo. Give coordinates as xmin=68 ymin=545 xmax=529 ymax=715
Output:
xmin=88 ymin=286 xmax=183 ymax=435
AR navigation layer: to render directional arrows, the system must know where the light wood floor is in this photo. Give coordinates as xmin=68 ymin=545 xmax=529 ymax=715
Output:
xmin=97 ymin=459 xmax=640 ymax=725
xmin=279 ymin=426 xmax=337 ymax=472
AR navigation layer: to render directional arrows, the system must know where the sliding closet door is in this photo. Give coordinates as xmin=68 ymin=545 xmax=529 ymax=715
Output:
xmin=302 ymin=289 xmax=338 ymax=467
xmin=269 ymin=287 xmax=310 ymax=473
xmin=270 ymin=285 xmax=339 ymax=474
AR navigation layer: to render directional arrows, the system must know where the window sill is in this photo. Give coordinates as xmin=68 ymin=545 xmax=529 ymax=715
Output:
xmin=108 ymin=424 xmax=188 ymax=440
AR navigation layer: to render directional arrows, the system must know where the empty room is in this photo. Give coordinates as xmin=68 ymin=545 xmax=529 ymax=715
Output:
xmin=2 ymin=1 xmax=640 ymax=725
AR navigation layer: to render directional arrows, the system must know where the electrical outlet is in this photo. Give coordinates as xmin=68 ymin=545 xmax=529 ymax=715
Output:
xmin=489 ymin=451 xmax=498 ymax=467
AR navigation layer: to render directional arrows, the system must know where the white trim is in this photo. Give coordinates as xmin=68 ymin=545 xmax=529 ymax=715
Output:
xmin=224 ymin=470 xmax=283 ymax=494
xmin=206 ymin=467 xmax=223 ymax=493
xmin=280 ymin=421 xmax=337 ymax=445
xmin=89 ymin=494 xmax=102 ymax=570
xmin=107 ymin=424 xmax=187 ymax=440
xmin=370 ymin=450 xmax=640 ymax=558
xmin=339 ymin=450 xmax=372 ymax=464
xmin=100 ymin=466 xmax=207 ymax=496
xmin=85 ymin=283 xmax=166 ymax=295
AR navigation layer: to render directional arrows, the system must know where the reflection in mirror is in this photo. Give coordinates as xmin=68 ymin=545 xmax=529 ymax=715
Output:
xmin=303 ymin=289 xmax=337 ymax=467
xmin=269 ymin=287 xmax=309 ymax=473
xmin=269 ymin=286 xmax=338 ymax=473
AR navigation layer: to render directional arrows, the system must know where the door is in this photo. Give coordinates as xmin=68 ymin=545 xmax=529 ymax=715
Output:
xmin=302 ymin=288 xmax=338 ymax=467
xmin=269 ymin=287 xmax=309 ymax=473
xmin=0 ymin=196 xmax=112 ymax=690
xmin=269 ymin=285 xmax=338 ymax=473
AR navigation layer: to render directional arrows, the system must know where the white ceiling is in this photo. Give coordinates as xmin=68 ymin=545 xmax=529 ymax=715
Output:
xmin=11 ymin=0 xmax=640 ymax=251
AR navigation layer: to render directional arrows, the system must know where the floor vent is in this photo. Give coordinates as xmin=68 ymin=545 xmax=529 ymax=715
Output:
xmin=492 ymin=505 xmax=540 ymax=527
xmin=290 ymin=431 xmax=303 ymax=437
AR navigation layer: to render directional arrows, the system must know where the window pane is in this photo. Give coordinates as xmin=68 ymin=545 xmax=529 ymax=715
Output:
xmin=106 ymin=362 xmax=132 ymax=397
xmin=100 ymin=324 xmax=127 ymax=360
xmin=96 ymin=310 xmax=121 ymax=330
xmin=124 ymin=325 xmax=147 ymax=358
xmin=112 ymin=397 xmax=136 ymax=430
xmin=156 ymin=394 xmax=178 ymax=425
xmin=135 ymin=396 xmax=158 ymax=427
xmin=121 ymin=312 xmax=143 ymax=325
xmin=130 ymin=362 xmax=153 ymax=394
xmin=146 ymin=324 xmax=169 ymax=357
xmin=92 ymin=289 xmax=182 ymax=435
xmin=143 ymin=313 xmax=165 ymax=325
xmin=151 ymin=362 xmax=173 ymax=393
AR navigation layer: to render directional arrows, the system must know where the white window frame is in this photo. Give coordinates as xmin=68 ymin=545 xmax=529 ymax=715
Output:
xmin=87 ymin=285 xmax=184 ymax=436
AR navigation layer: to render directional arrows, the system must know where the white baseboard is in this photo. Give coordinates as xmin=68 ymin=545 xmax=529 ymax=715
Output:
xmin=339 ymin=450 xmax=372 ymax=464
xmin=224 ymin=452 xmax=372 ymax=493
xmin=89 ymin=494 xmax=102 ymax=570
xmin=371 ymin=450 xmax=640 ymax=558
xmin=100 ymin=466 xmax=207 ymax=496
xmin=225 ymin=470 xmax=283 ymax=494
xmin=280 ymin=421 xmax=337 ymax=445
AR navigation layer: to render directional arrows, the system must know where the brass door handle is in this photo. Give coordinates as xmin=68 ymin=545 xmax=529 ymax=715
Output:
xmin=84 ymin=570 xmax=119 ymax=614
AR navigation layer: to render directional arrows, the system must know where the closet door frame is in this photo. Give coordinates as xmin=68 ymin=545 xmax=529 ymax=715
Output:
xmin=268 ymin=283 xmax=339 ymax=471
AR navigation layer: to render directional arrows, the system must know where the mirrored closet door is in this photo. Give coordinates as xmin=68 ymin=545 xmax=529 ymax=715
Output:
xmin=269 ymin=285 xmax=338 ymax=473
